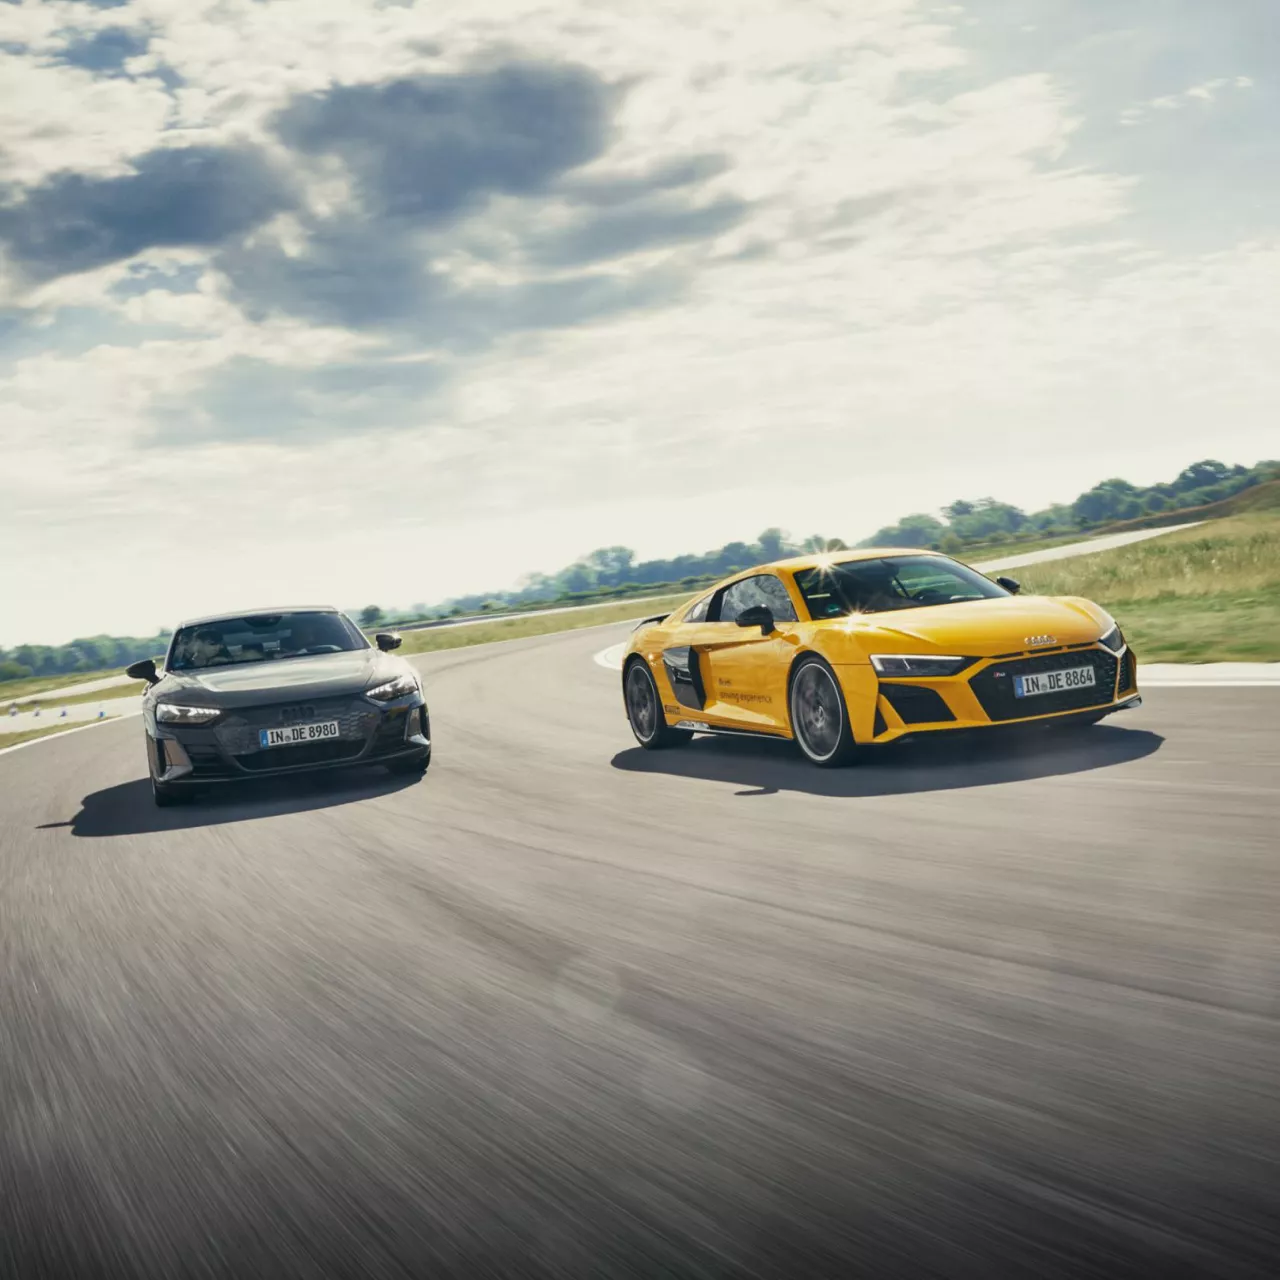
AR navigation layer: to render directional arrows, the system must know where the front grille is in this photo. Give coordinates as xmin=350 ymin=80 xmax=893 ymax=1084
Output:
xmin=970 ymin=648 xmax=1119 ymax=722
xmin=215 ymin=696 xmax=377 ymax=757
xmin=235 ymin=740 xmax=364 ymax=771
xmin=1118 ymin=648 xmax=1138 ymax=695
xmin=880 ymin=684 xmax=956 ymax=725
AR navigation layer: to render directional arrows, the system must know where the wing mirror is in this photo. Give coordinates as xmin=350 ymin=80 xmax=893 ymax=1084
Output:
xmin=996 ymin=576 xmax=1021 ymax=595
xmin=375 ymin=632 xmax=402 ymax=652
xmin=735 ymin=605 xmax=776 ymax=635
xmin=126 ymin=659 xmax=160 ymax=685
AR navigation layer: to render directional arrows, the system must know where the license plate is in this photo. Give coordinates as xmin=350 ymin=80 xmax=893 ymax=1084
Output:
xmin=259 ymin=720 xmax=340 ymax=748
xmin=1014 ymin=666 xmax=1096 ymax=698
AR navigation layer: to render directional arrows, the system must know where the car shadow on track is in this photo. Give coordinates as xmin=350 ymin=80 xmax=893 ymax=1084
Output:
xmin=38 ymin=769 xmax=424 ymax=838
xmin=611 ymin=725 xmax=1164 ymax=797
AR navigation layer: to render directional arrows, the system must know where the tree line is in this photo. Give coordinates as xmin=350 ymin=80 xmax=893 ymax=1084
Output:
xmin=1 ymin=632 xmax=171 ymax=685
xmin=426 ymin=457 xmax=1277 ymax=618
xmin=3 ymin=457 xmax=1275 ymax=684
xmin=863 ymin=458 xmax=1277 ymax=551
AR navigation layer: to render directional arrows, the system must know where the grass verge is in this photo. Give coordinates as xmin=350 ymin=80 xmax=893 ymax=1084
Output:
xmin=0 ymin=668 xmax=128 ymax=700
xmin=397 ymin=594 xmax=691 ymax=657
xmin=0 ymin=718 xmax=120 ymax=751
xmin=1018 ymin=514 xmax=1280 ymax=662
xmin=7 ymin=683 xmax=146 ymax=712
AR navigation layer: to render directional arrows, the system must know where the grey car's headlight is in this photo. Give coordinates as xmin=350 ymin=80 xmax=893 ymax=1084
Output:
xmin=366 ymin=672 xmax=419 ymax=702
xmin=1098 ymin=624 xmax=1125 ymax=652
xmin=870 ymin=654 xmax=974 ymax=678
xmin=156 ymin=703 xmax=221 ymax=725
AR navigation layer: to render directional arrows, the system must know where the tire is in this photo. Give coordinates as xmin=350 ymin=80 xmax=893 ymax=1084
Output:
xmin=624 ymin=659 xmax=693 ymax=750
xmin=789 ymin=656 xmax=858 ymax=767
xmin=386 ymin=749 xmax=431 ymax=776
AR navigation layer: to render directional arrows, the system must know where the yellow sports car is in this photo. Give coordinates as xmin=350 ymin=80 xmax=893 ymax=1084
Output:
xmin=620 ymin=549 xmax=1140 ymax=766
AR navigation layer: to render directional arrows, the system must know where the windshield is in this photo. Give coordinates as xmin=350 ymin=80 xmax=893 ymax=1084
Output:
xmin=167 ymin=611 xmax=369 ymax=670
xmin=793 ymin=556 xmax=1009 ymax=618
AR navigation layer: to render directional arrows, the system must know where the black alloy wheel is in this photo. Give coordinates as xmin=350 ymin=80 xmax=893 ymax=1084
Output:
xmin=789 ymin=656 xmax=858 ymax=767
xmin=625 ymin=660 xmax=692 ymax=750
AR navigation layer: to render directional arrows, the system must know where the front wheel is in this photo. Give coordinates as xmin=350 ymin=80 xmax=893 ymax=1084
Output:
xmin=789 ymin=657 xmax=858 ymax=767
xmin=624 ymin=660 xmax=692 ymax=750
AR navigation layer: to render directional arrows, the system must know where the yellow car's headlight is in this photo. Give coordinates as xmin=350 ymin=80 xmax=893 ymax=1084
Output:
xmin=1098 ymin=624 xmax=1125 ymax=653
xmin=870 ymin=654 xmax=974 ymax=678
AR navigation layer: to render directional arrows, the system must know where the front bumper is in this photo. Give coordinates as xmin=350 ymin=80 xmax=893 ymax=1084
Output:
xmin=149 ymin=694 xmax=430 ymax=786
xmin=858 ymin=642 xmax=1140 ymax=744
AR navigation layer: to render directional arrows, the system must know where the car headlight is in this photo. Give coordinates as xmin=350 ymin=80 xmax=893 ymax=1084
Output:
xmin=155 ymin=703 xmax=221 ymax=725
xmin=1098 ymin=624 xmax=1125 ymax=652
xmin=870 ymin=654 xmax=974 ymax=678
xmin=366 ymin=672 xmax=419 ymax=702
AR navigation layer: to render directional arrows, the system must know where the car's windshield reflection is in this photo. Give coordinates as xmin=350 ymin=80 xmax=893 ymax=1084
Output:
xmin=793 ymin=556 xmax=1009 ymax=618
xmin=167 ymin=611 xmax=369 ymax=671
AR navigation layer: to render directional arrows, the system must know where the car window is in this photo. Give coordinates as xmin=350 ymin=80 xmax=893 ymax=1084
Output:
xmin=168 ymin=611 xmax=369 ymax=670
xmin=793 ymin=556 xmax=1008 ymax=617
xmin=683 ymin=593 xmax=711 ymax=623
xmin=716 ymin=574 xmax=798 ymax=624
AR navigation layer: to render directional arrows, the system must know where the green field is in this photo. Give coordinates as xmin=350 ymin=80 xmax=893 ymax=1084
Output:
xmin=7 ymin=682 xmax=146 ymax=713
xmin=396 ymin=594 xmax=690 ymax=657
xmin=0 ymin=668 xmax=130 ymax=700
xmin=1018 ymin=514 xmax=1280 ymax=662
xmin=0 ymin=717 xmax=122 ymax=751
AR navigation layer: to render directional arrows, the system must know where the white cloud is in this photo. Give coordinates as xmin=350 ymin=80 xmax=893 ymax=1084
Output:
xmin=1121 ymin=72 xmax=1255 ymax=123
xmin=1 ymin=0 xmax=1278 ymax=643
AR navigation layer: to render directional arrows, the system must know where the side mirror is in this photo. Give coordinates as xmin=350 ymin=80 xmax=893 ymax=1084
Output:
xmin=735 ymin=605 xmax=775 ymax=635
xmin=375 ymin=632 xmax=402 ymax=652
xmin=126 ymin=659 xmax=160 ymax=685
xmin=996 ymin=576 xmax=1021 ymax=595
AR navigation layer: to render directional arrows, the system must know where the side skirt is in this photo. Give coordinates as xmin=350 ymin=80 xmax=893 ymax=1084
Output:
xmin=673 ymin=719 xmax=791 ymax=741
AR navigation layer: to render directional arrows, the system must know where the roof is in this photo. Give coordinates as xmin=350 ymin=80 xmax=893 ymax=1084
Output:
xmin=174 ymin=605 xmax=341 ymax=629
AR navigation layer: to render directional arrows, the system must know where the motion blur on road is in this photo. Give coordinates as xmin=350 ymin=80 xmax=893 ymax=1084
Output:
xmin=3 ymin=624 xmax=1278 ymax=1277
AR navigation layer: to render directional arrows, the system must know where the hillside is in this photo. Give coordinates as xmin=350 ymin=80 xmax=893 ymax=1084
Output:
xmin=1018 ymin=511 xmax=1280 ymax=662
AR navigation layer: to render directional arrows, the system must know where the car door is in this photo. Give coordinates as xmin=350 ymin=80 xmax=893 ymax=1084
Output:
xmin=697 ymin=574 xmax=801 ymax=733
xmin=650 ymin=591 xmax=717 ymax=722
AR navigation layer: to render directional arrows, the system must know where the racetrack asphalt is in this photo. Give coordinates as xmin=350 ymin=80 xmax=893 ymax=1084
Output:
xmin=2 ymin=623 xmax=1278 ymax=1278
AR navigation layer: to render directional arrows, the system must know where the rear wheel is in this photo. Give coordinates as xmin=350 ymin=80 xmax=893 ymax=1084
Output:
xmin=789 ymin=656 xmax=858 ymax=767
xmin=624 ymin=659 xmax=692 ymax=750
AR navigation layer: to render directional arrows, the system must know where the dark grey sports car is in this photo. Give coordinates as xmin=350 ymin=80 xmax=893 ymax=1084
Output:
xmin=126 ymin=606 xmax=431 ymax=806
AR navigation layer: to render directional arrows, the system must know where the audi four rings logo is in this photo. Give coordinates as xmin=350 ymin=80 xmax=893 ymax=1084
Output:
xmin=1024 ymin=635 xmax=1057 ymax=647
xmin=280 ymin=705 xmax=315 ymax=721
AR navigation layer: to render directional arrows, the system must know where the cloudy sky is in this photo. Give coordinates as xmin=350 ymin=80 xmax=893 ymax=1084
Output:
xmin=1 ymin=0 xmax=1276 ymax=645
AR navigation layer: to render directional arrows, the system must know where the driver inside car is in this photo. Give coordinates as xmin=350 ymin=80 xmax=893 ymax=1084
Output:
xmin=188 ymin=628 xmax=233 ymax=667
xmin=844 ymin=569 xmax=906 ymax=613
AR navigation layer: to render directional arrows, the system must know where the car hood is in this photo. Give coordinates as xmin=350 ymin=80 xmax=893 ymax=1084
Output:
xmin=153 ymin=650 xmax=410 ymax=706
xmin=831 ymin=595 xmax=1112 ymax=660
